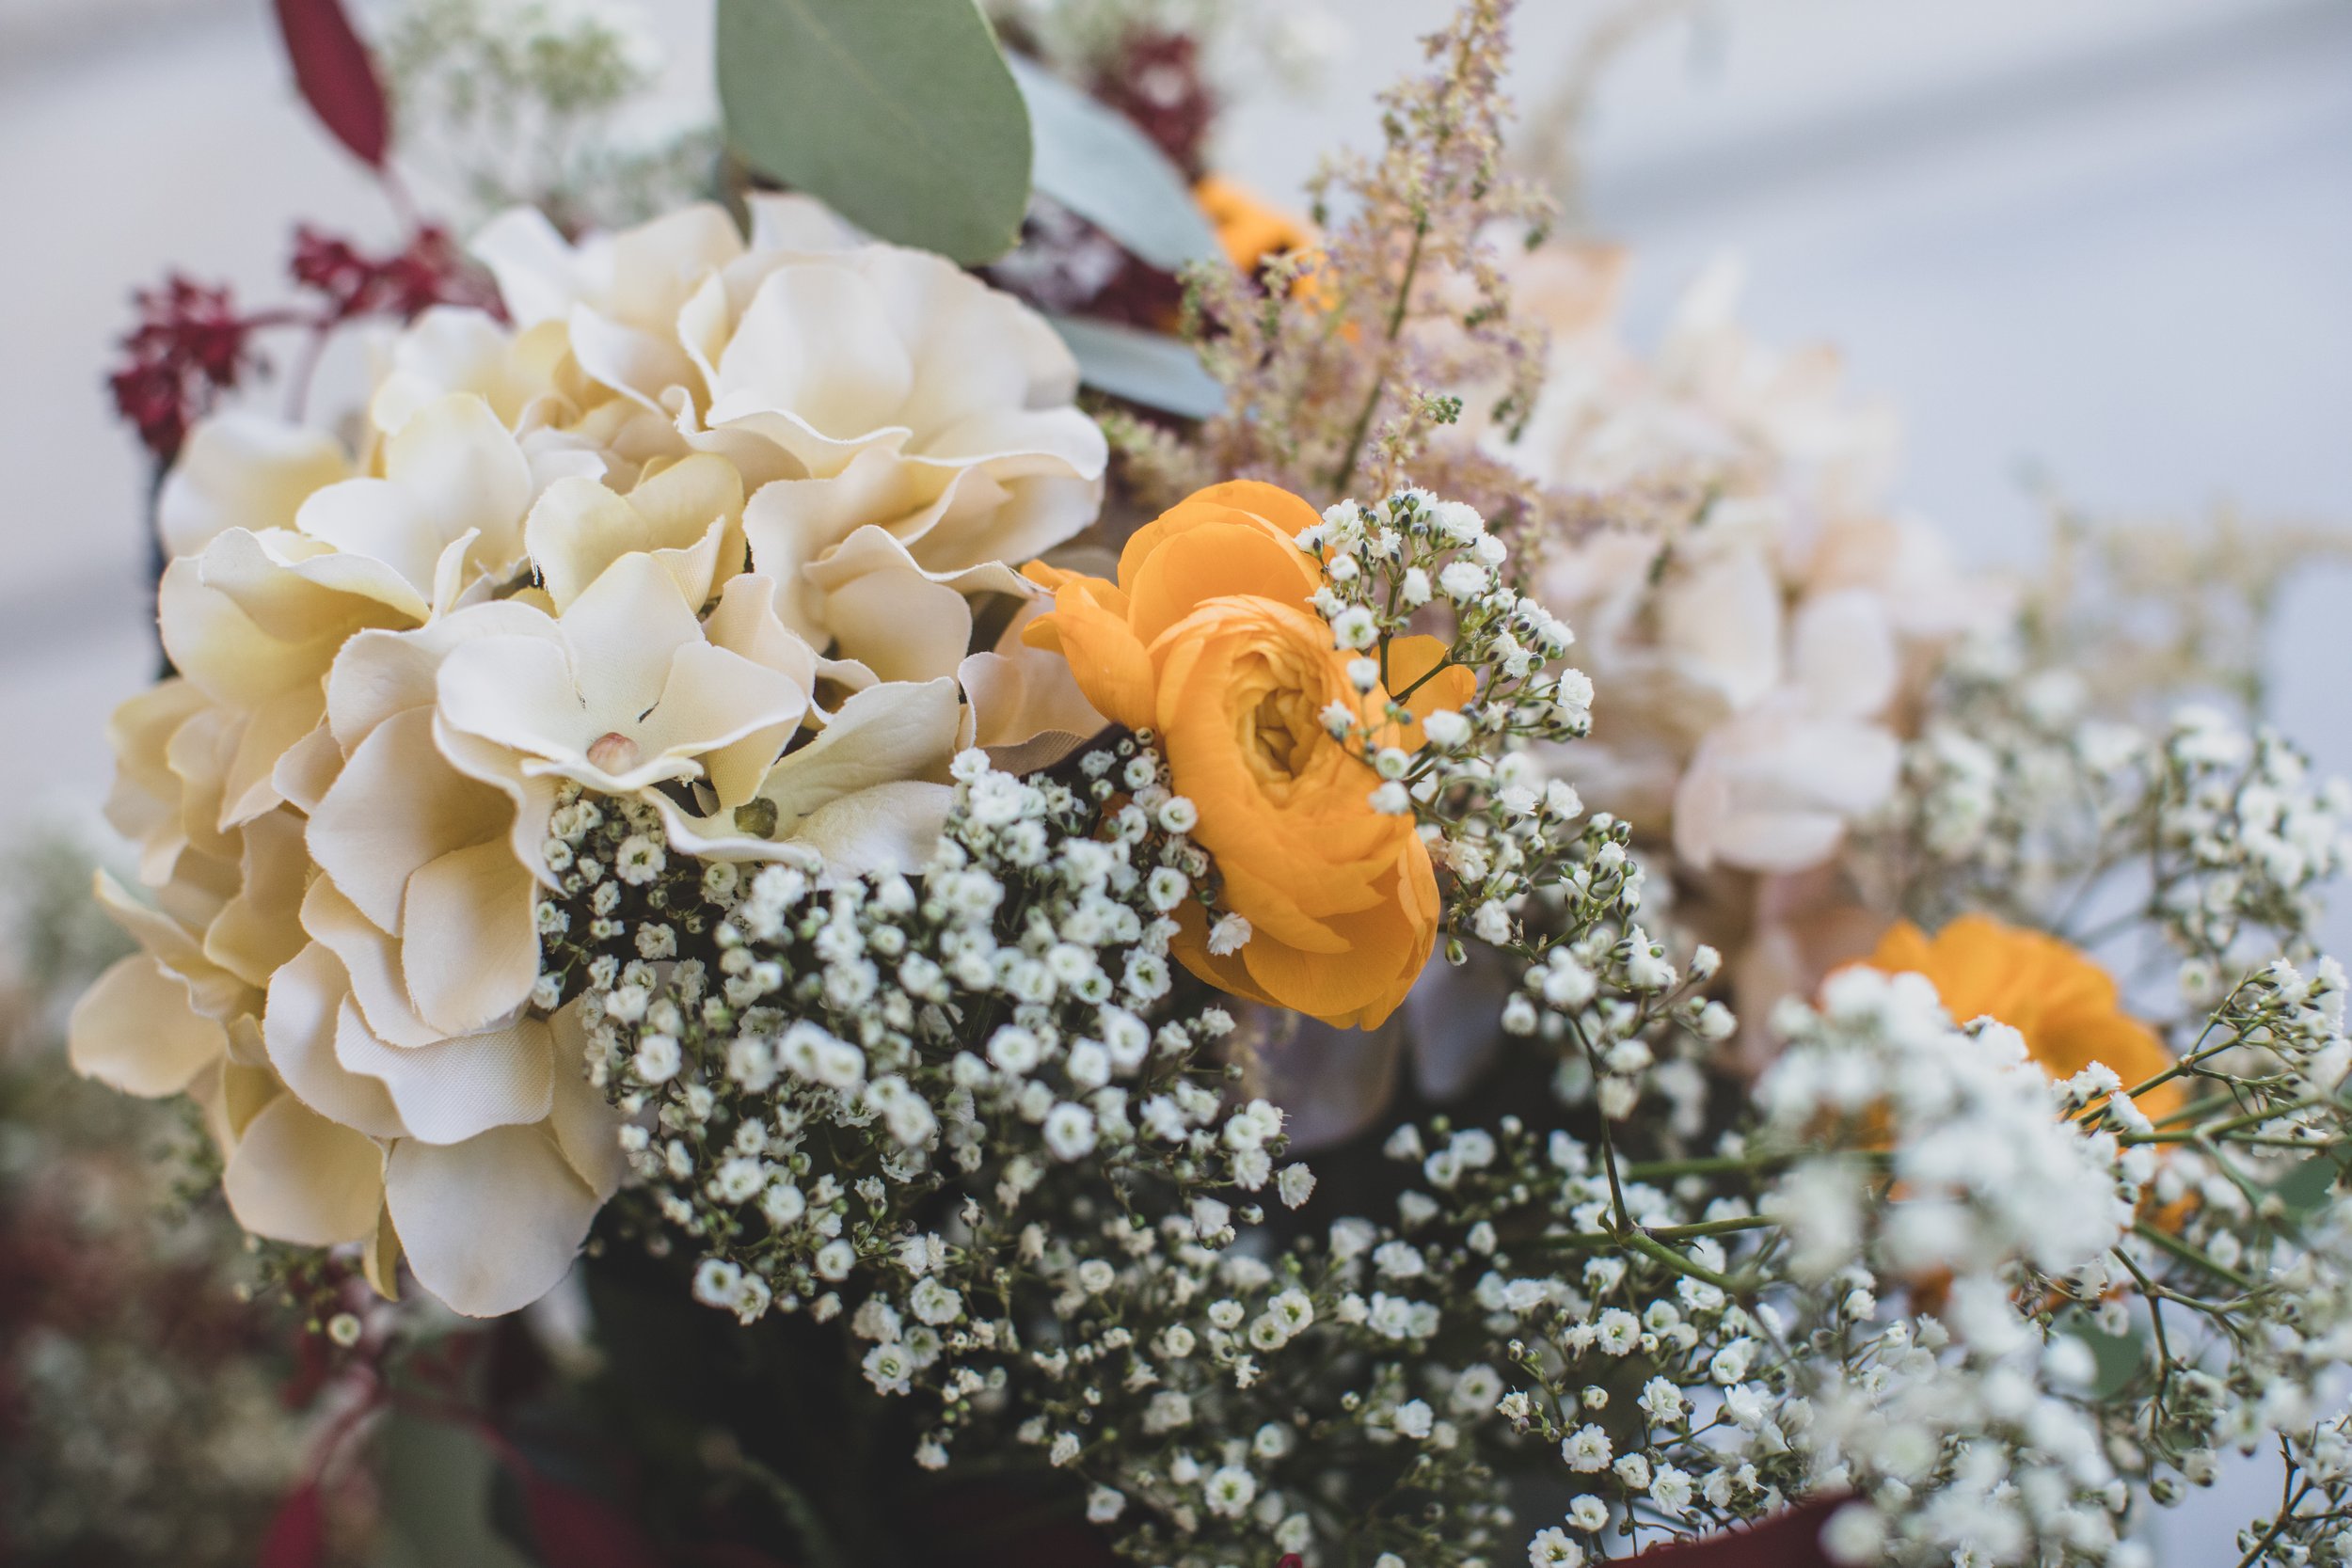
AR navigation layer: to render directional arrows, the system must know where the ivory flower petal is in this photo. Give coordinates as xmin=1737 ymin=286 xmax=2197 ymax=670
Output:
xmin=301 ymin=878 xmax=443 ymax=1050
xmin=960 ymin=595 xmax=1107 ymax=773
xmin=332 ymin=998 xmax=554 ymax=1146
xmin=69 ymin=953 xmax=228 ymax=1097
xmin=385 ymin=1122 xmax=603 ymax=1318
xmin=294 ymin=393 xmax=532 ymax=613
xmin=324 ymin=604 xmax=563 ymax=756
xmin=655 ymin=677 xmax=961 ymax=872
xmin=158 ymin=410 xmax=349 ymax=558
xmin=436 ymin=552 xmax=811 ymax=811
xmin=524 ymin=453 xmax=744 ymax=612
xmin=1672 ymin=708 xmax=1900 ymax=873
xmin=263 ymin=943 xmax=407 ymax=1140
xmin=222 ymin=1092 xmax=385 ymax=1248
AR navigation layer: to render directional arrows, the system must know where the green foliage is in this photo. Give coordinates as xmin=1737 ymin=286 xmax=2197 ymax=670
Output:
xmin=716 ymin=0 xmax=1033 ymax=264
xmin=1007 ymin=53 xmax=1219 ymax=273
xmin=1046 ymin=312 xmax=1224 ymax=420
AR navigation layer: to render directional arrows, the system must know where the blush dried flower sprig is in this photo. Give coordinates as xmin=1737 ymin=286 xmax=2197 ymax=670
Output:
xmin=1156 ymin=0 xmax=1558 ymax=538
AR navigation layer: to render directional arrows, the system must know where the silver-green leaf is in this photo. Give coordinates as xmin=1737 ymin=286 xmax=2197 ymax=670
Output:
xmin=716 ymin=0 xmax=1033 ymax=265
xmin=1007 ymin=53 xmax=1222 ymax=275
xmin=1045 ymin=315 xmax=1225 ymax=420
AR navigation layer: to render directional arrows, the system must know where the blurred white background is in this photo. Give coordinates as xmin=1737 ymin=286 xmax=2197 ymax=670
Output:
xmin=1 ymin=3 xmax=2347 ymax=1555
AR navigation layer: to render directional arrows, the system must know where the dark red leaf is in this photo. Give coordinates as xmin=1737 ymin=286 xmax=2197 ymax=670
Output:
xmin=272 ymin=0 xmax=390 ymax=168
xmin=1628 ymin=1497 xmax=1845 ymax=1565
xmin=520 ymin=1467 xmax=671 ymax=1568
xmin=257 ymin=1481 xmax=326 ymax=1568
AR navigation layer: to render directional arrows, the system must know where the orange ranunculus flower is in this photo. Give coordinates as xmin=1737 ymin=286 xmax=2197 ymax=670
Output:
xmin=1023 ymin=481 xmax=1474 ymax=1029
xmin=1195 ymin=175 xmax=1314 ymax=276
xmin=1864 ymin=914 xmax=2184 ymax=1117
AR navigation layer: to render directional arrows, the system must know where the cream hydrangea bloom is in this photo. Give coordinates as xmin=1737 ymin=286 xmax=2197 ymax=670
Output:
xmin=74 ymin=664 xmax=627 ymax=1315
xmin=79 ymin=190 xmax=1120 ymax=1315
xmin=157 ymin=391 xmax=543 ymax=822
xmin=463 ymin=195 xmax=1108 ymax=682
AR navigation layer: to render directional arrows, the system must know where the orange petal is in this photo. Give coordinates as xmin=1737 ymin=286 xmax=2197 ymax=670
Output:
xmin=1127 ymin=522 xmax=1322 ymax=642
xmin=1384 ymin=634 xmax=1477 ymax=750
xmin=1024 ymin=575 xmax=1154 ymax=732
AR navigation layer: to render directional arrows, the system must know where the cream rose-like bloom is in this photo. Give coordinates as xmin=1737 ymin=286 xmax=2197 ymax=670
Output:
xmin=1512 ymin=254 xmax=2001 ymax=878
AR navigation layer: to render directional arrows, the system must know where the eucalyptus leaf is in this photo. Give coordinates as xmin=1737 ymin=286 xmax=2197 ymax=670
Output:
xmin=2273 ymin=1152 xmax=2340 ymax=1215
xmin=2066 ymin=1323 xmax=2148 ymax=1401
xmin=369 ymin=1414 xmax=534 ymax=1568
xmin=1046 ymin=315 xmax=1226 ymax=420
xmin=1007 ymin=53 xmax=1223 ymax=273
xmin=716 ymin=0 xmax=1033 ymax=265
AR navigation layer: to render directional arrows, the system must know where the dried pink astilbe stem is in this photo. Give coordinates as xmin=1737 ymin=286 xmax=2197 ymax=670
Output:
xmin=1164 ymin=0 xmax=1556 ymax=534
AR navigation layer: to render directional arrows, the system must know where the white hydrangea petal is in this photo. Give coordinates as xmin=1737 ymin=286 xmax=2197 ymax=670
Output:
xmin=336 ymin=1000 xmax=553 ymax=1145
xmin=712 ymin=263 xmax=917 ymax=448
xmin=436 ymin=633 xmax=604 ymax=767
xmin=158 ymin=411 xmax=349 ymax=559
xmin=387 ymin=1123 xmax=598 ymax=1316
xmin=222 ymin=1092 xmax=384 ymax=1246
xmin=300 ymin=878 xmax=442 ymax=1050
xmin=548 ymin=1006 xmax=628 ymax=1199
xmin=68 ymin=953 xmax=227 ymax=1098
xmin=310 ymin=707 xmax=514 ymax=932
xmin=324 ymin=602 xmax=562 ymax=752
xmin=399 ymin=838 xmax=543 ymax=1037
xmin=1657 ymin=545 xmax=1783 ymax=712
xmin=764 ymin=678 xmax=960 ymax=827
xmin=1789 ymin=589 xmax=1899 ymax=721
xmin=203 ymin=807 xmax=313 ymax=988
xmin=263 ymin=942 xmax=406 ymax=1139
xmin=774 ymin=780 xmax=954 ymax=876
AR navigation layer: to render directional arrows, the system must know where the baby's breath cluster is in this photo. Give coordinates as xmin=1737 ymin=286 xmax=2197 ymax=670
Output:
xmin=1889 ymin=639 xmax=2352 ymax=984
xmin=1295 ymin=490 xmax=1744 ymax=1156
xmin=505 ymin=494 xmax=2352 ymax=1568
xmin=1303 ymin=490 xmax=1589 ymax=813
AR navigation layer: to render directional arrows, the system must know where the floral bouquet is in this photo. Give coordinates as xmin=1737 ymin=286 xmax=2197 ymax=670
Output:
xmin=51 ymin=1 xmax=2352 ymax=1565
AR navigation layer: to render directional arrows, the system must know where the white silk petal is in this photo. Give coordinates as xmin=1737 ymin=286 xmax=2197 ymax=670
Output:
xmin=336 ymin=1000 xmax=553 ymax=1145
xmin=1659 ymin=545 xmax=1784 ymax=711
xmin=777 ymin=780 xmax=952 ymax=876
xmin=158 ymin=411 xmax=349 ymax=559
xmin=764 ymin=678 xmax=960 ymax=828
xmin=310 ymin=708 xmax=512 ymax=933
xmin=264 ymin=943 xmax=406 ymax=1138
xmin=325 ymin=600 xmax=561 ymax=751
xmin=436 ymin=634 xmax=597 ymax=762
xmin=68 ymin=954 xmax=227 ymax=1097
xmin=1789 ymin=589 xmax=1899 ymax=721
xmin=386 ymin=1124 xmax=600 ymax=1317
xmin=301 ymin=879 xmax=441 ymax=1049
xmin=713 ymin=264 xmax=915 ymax=443
xmin=223 ymin=1093 xmax=385 ymax=1247
xmin=398 ymin=838 xmax=543 ymax=1037
xmin=818 ymin=551 xmax=972 ymax=684
xmin=203 ymin=806 xmax=312 ymax=987
xmin=548 ymin=1006 xmax=628 ymax=1199
xmin=548 ymin=550 xmax=707 ymax=725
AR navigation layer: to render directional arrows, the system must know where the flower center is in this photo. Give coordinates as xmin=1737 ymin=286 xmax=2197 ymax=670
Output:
xmin=1243 ymin=686 xmax=1322 ymax=795
xmin=587 ymin=731 xmax=641 ymax=773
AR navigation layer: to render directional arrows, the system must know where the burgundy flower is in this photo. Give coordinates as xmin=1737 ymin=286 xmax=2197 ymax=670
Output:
xmin=290 ymin=224 xmax=500 ymax=323
xmin=107 ymin=277 xmax=261 ymax=461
